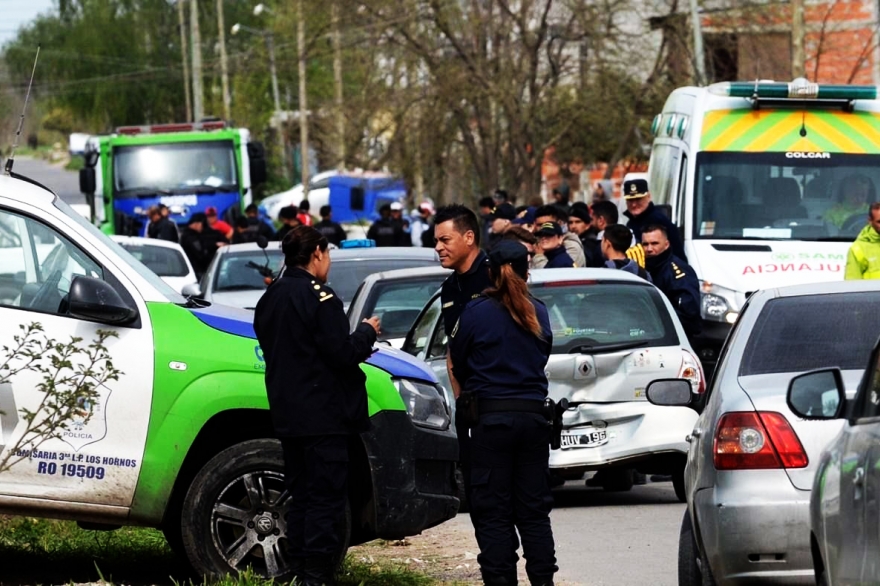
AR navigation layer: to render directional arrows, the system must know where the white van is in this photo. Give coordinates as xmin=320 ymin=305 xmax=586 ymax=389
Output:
xmin=647 ymin=79 xmax=876 ymax=369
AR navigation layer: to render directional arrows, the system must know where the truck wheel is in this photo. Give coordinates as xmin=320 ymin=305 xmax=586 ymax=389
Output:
xmin=179 ymin=438 xmax=350 ymax=579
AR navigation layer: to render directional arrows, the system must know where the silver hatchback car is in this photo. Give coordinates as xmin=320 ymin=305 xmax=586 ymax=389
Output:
xmin=648 ymin=280 xmax=880 ymax=585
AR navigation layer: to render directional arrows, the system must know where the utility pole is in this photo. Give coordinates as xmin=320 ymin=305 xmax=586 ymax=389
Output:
xmin=177 ymin=0 xmax=192 ymax=122
xmin=190 ymin=0 xmax=204 ymax=121
xmin=332 ymin=1 xmax=345 ymax=171
xmin=792 ymin=0 xmax=805 ymax=78
xmin=265 ymin=32 xmax=288 ymax=181
xmin=688 ymin=0 xmax=707 ymax=85
xmin=216 ymin=0 xmax=231 ymax=120
xmin=298 ymin=0 xmax=310 ymax=197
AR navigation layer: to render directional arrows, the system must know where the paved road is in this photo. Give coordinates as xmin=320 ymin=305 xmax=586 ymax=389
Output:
xmin=9 ymin=156 xmax=84 ymax=205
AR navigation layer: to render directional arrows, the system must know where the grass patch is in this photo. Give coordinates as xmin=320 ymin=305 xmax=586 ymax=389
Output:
xmin=65 ymin=156 xmax=85 ymax=171
xmin=0 ymin=516 xmax=445 ymax=585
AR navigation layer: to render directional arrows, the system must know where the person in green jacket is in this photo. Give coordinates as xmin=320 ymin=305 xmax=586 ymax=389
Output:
xmin=845 ymin=203 xmax=880 ymax=280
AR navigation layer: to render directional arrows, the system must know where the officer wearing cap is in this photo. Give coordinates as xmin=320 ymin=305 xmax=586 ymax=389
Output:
xmin=535 ymin=222 xmax=576 ymax=268
xmin=367 ymin=203 xmax=408 ymax=246
xmin=485 ymin=202 xmax=517 ymax=250
xmin=623 ymin=178 xmax=687 ymax=261
xmin=254 ymin=225 xmax=381 ymax=586
xmin=449 ymin=239 xmax=558 ymax=586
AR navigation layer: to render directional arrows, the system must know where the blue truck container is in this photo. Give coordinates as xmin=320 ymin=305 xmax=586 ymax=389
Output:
xmin=328 ymin=175 xmax=407 ymax=223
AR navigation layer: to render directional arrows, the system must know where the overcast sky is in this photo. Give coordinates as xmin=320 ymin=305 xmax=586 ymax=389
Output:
xmin=0 ymin=0 xmax=55 ymax=48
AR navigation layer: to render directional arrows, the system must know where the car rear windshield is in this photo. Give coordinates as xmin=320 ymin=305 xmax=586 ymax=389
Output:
xmin=530 ymin=281 xmax=679 ymax=353
xmin=118 ymin=244 xmax=190 ymax=277
xmin=327 ymin=259 xmax=436 ymax=304
xmin=740 ymin=292 xmax=880 ymax=376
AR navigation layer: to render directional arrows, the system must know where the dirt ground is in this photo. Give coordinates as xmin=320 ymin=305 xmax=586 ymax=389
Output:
xmin=349 ymin=515 xmax=581 ymax=586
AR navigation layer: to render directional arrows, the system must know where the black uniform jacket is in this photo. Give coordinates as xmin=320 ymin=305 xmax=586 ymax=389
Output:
xmin=254 ymin=267 xmax=378 ymax=437
xmin=440 ymin=250 xmax=492 ymax=337
xmin=625 ymin=202 xmax=687 ymax=262
xmin=645 ymin=248 xmax=701 ymax=337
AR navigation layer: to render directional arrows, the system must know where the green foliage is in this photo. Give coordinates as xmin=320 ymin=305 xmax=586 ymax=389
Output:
xmin=0 ymin=516 xmax=441 ymax=585
xmin=0 ymin=323 xmax=121 ymax=473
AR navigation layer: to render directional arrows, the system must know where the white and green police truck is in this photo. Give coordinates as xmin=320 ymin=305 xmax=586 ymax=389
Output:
xmin=0 ymin=170 xmax=458 ymax=578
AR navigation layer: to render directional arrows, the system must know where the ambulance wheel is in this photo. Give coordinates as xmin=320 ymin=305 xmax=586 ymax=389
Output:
xmin=180 ymin=438 xmax=350 ymax=579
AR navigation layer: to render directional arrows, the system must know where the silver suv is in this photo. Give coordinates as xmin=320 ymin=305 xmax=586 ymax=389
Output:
xmin=648 ymin=280 xmax=880 ymax=585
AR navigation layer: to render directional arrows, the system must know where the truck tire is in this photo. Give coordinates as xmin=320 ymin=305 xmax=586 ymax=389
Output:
xmin=179 ymin=438 xmax=350 ymax=579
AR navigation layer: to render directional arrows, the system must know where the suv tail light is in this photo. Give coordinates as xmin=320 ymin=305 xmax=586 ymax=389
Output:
xmin=714 ymin=411 xmax=808 ymax=470
xmin=679 ymin=349 xmax=705 ymax=394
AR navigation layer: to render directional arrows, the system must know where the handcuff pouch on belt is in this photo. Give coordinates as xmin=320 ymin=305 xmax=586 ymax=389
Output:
xmin=456 ymin=392 xmax=480 ymax=428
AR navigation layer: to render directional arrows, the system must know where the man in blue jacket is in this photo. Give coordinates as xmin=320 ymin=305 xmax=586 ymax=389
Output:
xmin=535 ymin=222 xmax=576 ymax=268
xmin=623 ymin=178 xmax=687 ymax=261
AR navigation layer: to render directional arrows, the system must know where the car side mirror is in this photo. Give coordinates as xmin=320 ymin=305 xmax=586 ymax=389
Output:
xmin=646 ymin=379 xmax=693 ymax=407
xmin=68 ymin=276 xmax=138 ymax=325
xmin=182 ymin=283 xmax=202 ymax=298
xmin=787 ymin=368 xmax=845 ymax=420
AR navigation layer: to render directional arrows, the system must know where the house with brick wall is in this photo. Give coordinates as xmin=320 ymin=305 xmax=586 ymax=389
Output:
xmin=697 ymin=0 xmax=879 ymax=85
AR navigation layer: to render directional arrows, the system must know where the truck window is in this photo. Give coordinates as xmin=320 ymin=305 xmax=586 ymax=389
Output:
xmin=694 ymin=151 xmax=879 ymax=241
xmin=0 ymin=208 xmax=103 ymax=316
xmin=113 ymin=140 xmax=238 ymax=197
xmin=648 ymin=143 xmax=680 ymax=205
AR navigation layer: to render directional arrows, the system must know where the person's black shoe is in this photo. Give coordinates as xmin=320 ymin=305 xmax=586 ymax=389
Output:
xmin=585 ymin=471 xmax=605 ymax=487
xmin=303 ymin=554 xmax=338 ymax=586
xmin=633 ymin=472 xmax=647 ymax=485
xmin=650 ymin=474 xmax=673 ymax=483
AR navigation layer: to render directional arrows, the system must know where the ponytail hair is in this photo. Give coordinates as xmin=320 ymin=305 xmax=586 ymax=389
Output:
xmin=282 ymin=225 xmax=329 ymax=268
xmin=485 ymin=264 xmax=544 ymax=339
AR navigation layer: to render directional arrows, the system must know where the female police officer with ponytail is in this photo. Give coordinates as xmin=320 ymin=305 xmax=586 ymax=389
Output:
xmin=449 ymin=239 xmax=558 ymax=586
xmin=254 ymin=225 xmax=380 ymax=586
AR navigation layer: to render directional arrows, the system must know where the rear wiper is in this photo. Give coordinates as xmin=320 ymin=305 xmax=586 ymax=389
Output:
xmin=570 ymin=340 xmax=649 ymax=354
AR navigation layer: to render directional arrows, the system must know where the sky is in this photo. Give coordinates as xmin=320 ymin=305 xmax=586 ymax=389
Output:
xmin=0 ymin=0 xmax=55 ymax=48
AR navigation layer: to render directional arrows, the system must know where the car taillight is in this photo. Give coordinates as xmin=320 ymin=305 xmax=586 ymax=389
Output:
xmin=679 ymin=349 xmax=705 ymax=394
xmin=714 ymin=411 xmax=808 ymax=470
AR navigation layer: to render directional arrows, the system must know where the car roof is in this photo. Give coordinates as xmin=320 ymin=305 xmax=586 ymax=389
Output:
xmin=361 ymin=265 xmax=449 ymax=284
xmin=109 ymin=235 xmax=185 ymax=251
xmin=0 ymin=174 xmax=57 ymax=205
xmin=753 ymin=278 xmax=880 ymax=300
xmin=528 ymin=267 xmax=648 ymax=284
xmin=331 ymin=247 xmax=438 ymax=261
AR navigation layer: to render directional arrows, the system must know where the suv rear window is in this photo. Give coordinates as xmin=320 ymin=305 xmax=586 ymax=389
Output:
xmin=740 ymin=292 xmax=880 ymax=376
xmin=530 ymin=281 xmax=680 ymax=353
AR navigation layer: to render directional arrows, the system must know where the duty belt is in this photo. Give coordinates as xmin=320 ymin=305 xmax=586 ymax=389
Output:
xmin=479 ymin=398 xmax=546 ymax=415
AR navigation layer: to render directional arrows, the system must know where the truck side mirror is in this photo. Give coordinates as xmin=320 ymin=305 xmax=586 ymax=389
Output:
xmin=79 ymin=167 xmax=96 ymax=194
xmin=247 ymin=142 xmax=267 ymax=186
xmin=350 ymin=186 xmax=365 ymax=212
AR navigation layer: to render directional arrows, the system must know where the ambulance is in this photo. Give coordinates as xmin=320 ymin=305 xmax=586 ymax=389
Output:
xmin=648 ymin=78 xmax=877 ymax=369
xmin=0 ymin=170 xmax=458 ymax=578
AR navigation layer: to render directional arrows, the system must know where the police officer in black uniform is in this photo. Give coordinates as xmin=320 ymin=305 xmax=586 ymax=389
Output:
xmin=642 ymin=223 xmax=701 ymax=337
xmin=449 ymin=240 xmax=558 ymax=586
xmin=253 ymin=225 xmax=380 ymax=586
xmin=434 ymin=205 xmax=491 ymax=512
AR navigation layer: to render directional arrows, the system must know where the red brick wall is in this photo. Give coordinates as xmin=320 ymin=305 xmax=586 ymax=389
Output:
xmin=701 ymin=0 xmax=877 ymax=84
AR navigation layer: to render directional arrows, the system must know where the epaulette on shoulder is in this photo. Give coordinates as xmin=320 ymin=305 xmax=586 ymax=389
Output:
xmin=308 ymin=279 xmax=335 ymax=302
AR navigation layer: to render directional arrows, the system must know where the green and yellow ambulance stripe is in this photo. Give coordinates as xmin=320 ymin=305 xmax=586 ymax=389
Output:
xmin=700 ymin=110 xmax=880 ymax=153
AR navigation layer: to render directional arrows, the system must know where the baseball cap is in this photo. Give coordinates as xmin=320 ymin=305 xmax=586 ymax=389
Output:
xmin=623 ymin=179 xmax=650 ymax=199
xmin=535 ymin=221 xmax=563 ymax=237
xmin=512 ymin=206 xmax=537 ymax=225
xmin=490 ymin=203 xmax=517 ymax=221
xmin=205 ymin=206 xmax=218 ymax=216
xmin=489 ymin=239 xmax=529 ymax=279
xmin=418 ymin=202 xmax=435 ymax=215
xmin=390 ymin=202 xmax=403 ymax=211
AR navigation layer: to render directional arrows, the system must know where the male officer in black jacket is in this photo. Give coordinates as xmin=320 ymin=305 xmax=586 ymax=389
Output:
xmin=623 ymin=178 xmax=687 ymax=261
xmin=254 ymin=225 xmax=379 ymax=585
xmin=642 ymin=224 xmax=701 ymax=336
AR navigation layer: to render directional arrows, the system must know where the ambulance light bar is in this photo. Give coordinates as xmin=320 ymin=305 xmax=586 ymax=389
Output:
xmin=708 ymin=80 xmax=878 ymax=101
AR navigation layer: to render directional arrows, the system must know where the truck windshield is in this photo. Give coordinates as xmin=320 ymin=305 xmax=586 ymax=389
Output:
xmin=113 ymin=140 xmax=238 ymax=198
xmin=694 ymin=151 xmax=880 ymax=241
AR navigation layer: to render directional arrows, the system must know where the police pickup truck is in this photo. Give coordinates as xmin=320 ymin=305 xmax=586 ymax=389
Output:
xmin=0 ymin=171 xmax=458 ymax=578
